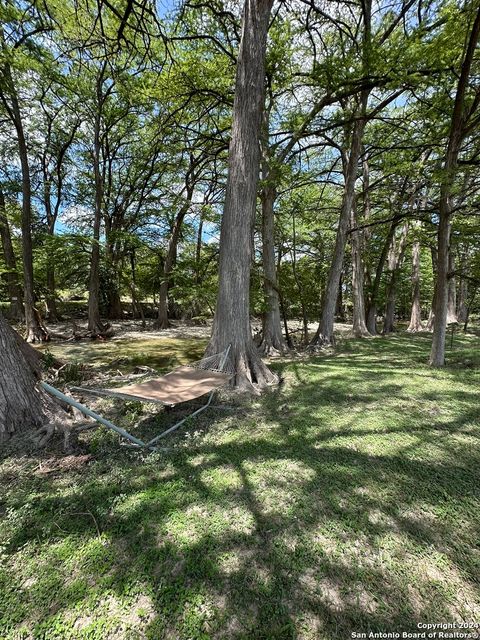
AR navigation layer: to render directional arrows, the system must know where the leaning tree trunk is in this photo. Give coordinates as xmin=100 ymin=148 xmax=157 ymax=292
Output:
xmin=366 ymin=221 xmax=398 ymax=334
xmin=0 ymin=55 xmax=46 ymax=342
xmin=350 ymin=199 xmax=371 ymax=337
xmin=0 ymin=189 xmax=24 ymax=320
xmin=43 ymin=182 xmax=59 ymax=323
xmin=155 ymin=195 xmax=192 ymax=330
xmin=0 ymin=312 xmax=67 ymax=440
xmin=205 ymin=0 xmax=276 ymax=391
xmin=259 ymin=184 xmax=287 ymax=354
xmin=310 ymin=113 xmax=366 ymax=348
xmin=407 ymin=240 xmax=424 ymax=332
xmin=310 ymin=0 xmax=371 ymax=348
xmin=430 ymin=4 xmax=480 ymax=366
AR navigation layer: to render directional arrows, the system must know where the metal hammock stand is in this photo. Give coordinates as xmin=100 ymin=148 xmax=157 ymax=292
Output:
xmin=41 ymin=345 xmax=234 ymax=450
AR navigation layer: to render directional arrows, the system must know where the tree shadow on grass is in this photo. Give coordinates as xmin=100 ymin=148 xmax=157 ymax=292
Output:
xmin=1 ymin=333 xmax=479 ymax=638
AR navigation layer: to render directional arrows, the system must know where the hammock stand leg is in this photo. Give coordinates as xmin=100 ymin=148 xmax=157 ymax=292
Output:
xmin=145 ymin=390 xmax=215 ymax=448
xmin=41 ymin=382 xmax=147 ymax=448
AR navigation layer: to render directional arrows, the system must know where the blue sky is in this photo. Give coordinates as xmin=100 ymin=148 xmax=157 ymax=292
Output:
xmin=156 ymin=0 xmax=178 ymax=18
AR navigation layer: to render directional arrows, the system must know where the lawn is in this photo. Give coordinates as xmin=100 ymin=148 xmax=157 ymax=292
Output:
xmin=1 ymin=331 xmax=479 ymax=639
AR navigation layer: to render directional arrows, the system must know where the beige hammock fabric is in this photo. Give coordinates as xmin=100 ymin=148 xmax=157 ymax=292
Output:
xmin=71 ymin=347 xmax=234 ymax=407
xmin=88 ymin=366 xmax=231 ymax=405
xmin=44 ymin=346 xmax=234 ymax=449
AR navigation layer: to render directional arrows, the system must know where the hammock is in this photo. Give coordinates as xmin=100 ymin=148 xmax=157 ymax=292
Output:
xmin=42 ymin=345 xmax=234 ymax=449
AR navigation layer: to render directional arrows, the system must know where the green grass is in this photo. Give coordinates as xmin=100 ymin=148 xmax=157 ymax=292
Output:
xmin=1 ymin=332 xmax=479 ymax=639
xmin=37 ymin=337 xmax=207 ymax=372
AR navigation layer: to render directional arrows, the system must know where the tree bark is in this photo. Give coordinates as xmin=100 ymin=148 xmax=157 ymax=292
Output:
xmin=310 ymin=111 xmax=367 ymax=347
xmin=366 ymin=221 xmax=398 ymax=334
xmin=259 ymin=184 xmax=287 ymax=354
xmin=310 ymin=0 xmax=371 ymax=347
xmin=0 ymin=43 xmax=46 ymax=342
xmin=383 ymin=221 xmax=409 ymax=334
xmin=88 ymin=65 xmax=108 ymax=336
xmin=350 ymin=198 xmax=371 ymax=337
xmin=446 ymin=250 xmax=458 ymax=324
xmin=155 ymin=192 xmax=193 ymax=330
xmin=406 ymin=240 xmax=424 ymax=332
xmin=0 ymin=189 xmax=24 ymax=320
xmin=106 ymin=284 xmax=123 ymax=319
xmin=426 ymin=246 xmax=437 ymax=332
xmin=0 ymin=312 xmax=65 ymax=440
xmin=43 ymin=181 xmax=59 ymax=322
xmin=430 ymin=4 xmax=480 ymax=366
xmin=205 ymin=0 xmax=276 ymax=391
xmin=335 ymin=273 xmax=346 ymax=322
xmin=457 ymin=249 xmax=468 ymax=323
xmin=289 ymin=208 xmax=309 ymax=344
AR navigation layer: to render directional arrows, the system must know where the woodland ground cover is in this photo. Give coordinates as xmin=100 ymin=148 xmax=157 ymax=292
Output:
xmin=0 ymin=329 xmax=479 ymax=639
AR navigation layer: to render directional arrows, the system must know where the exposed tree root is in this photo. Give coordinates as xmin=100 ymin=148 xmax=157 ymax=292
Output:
xmin=382 ymin=325 xmax=398 ymax=335
xmin=87 ymin=318 xmax=115 ymax=340
xmin=24 ymin=307 xmax=50 ymax=343
xmin=307 ymin=332 xmax=336 ymax=351
xmin=255 ymin=330 xmax=289 ymax=357
xmin=406 ymin=322 xmax=424 ymax=333
xmin=206 ymin=339 xmax=278 ymax=394
xmin=73 ymin=320 xmax=114 ymax=341
xmin=31 ymin=415 xmax=83 ymax=454
xmin=234 ymin=346 xmax=278 ymax=393
xmin=153 ymin=317 xmax=170 ymax=330
xmin=258 ymin=341 xmax=287 ymax=357
xmin=352 ymin=327 xmax=372 ymax=338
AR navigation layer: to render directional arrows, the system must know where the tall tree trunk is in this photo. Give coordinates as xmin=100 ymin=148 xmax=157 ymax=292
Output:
xmin=0 ymin=312 xmax=65 ymax=440
xmin=462 ymin=287 xmax=476 ymax=332
xmin=290 ymin=208 xmax=309 ymax=344
xmin=259 ymin=184 xmax=287 ymax=354
xmin=106 ymin=284 xmax=123 ymax=319
xmin=205 ymin=0 xmax=276 ymax=391
xmin=0 ymin=49 xmax=46 ymax=341
xmin=13 ymin=95 xmax=43 ymax=342
xmin=44 ymin=182 xmax=59 ymax=322
xmin=457 ymin=249 xmax=468 ymax=323
xmin=366 ymin=221 xmax=398 ymax=334
xmin=310 ymin=0 xmax=371 ymax=347
xmin=155 ymin=195 xmax=192 ymax=330
xmin=310 ymin=112 xmax=367 ymax=347
xmin=407 ymin=240 xmax=423 ymax=332
xmin=426 ymin=246 xmax=437 ymax=331
xmin=0 ymin=189 xmax=24 ymax=320
xmin=88 ymin=71 xmax=107 ymax=336
xmin=335 ymin=273 xmax=345 ymax=321
xmin=430 ymin=4 xmax=480 ymax=366
xmin=104 ymin=246 xmax=123 ymax=319
xmin=350 ymin=199 xmax=371 ymax=337
xmin=446 ymin=250 xmax=458 ymax=324
xmin=383 ymin=221 xmax=409 ymax=334
xmin=195 ymin=209 xmax=204 ymax=285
